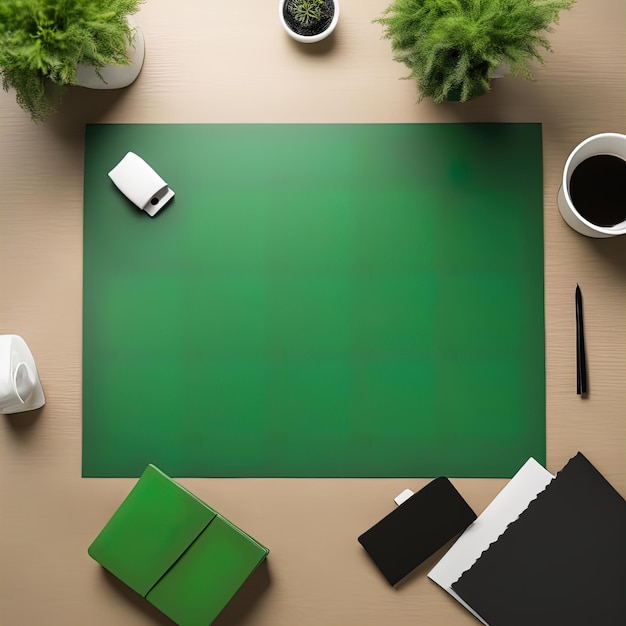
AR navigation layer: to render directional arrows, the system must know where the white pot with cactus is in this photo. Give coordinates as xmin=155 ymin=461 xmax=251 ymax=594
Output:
xmin=279 ymin=0 xmax=339 ymax=43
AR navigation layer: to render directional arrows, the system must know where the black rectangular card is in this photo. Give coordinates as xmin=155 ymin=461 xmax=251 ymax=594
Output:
xmin=358 ymin=477 xmax=476 ymax=586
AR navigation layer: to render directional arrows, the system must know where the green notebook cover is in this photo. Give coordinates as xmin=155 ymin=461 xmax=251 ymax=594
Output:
xmin=89 ymin=465 xmax=269 ymax=625
xmin=147 ymin=516 xmax=269 ymax=626
xmin=88 ymin=464 xmax=216 ymax=596
xmin=83 ymin=123 xmax=545 ymax=478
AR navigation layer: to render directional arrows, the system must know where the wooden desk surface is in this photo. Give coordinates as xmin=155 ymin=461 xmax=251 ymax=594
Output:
xmin=1 ymin=1 xmax=624 ymax=624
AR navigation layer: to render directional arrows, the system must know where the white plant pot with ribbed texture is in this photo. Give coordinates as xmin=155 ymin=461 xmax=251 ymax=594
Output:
xmin=75 ymin=17 xmax=145 ymax=89
xmin=280 ymin=0 xmax=339 ymax=44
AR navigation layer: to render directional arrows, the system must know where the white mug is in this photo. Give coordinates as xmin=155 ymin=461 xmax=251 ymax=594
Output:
xmin=557 ymin=132 xmax=626 ymax=238
xmin=0 ymin=335 xmax=45 ymax=414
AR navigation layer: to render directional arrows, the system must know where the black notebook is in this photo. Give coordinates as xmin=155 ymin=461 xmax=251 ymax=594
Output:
xmin=452 ymin=452 xmax=626 ymax=626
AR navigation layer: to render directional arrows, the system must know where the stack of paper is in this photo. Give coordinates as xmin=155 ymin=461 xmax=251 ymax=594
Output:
xmin=429 ymin=453 xmax=626 ymax=626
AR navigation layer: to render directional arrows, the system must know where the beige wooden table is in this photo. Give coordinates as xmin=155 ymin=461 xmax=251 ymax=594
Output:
xmin=1 ymin=1 xmax=624 ymax=624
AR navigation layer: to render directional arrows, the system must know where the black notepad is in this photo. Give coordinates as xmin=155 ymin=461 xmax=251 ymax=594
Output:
xmin=358 ymin=477 xmax=476 ymax=586
xmin=452 ymin=452 xmax=626 ymax=626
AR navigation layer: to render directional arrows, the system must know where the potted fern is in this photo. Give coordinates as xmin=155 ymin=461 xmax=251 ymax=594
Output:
xmin=280 ymin=0 xmax=340 ymax=43
xmin=0 ymin=0 xmax=145 ymax=122
xmin=375 ymin=0 xmax=576 ymax=103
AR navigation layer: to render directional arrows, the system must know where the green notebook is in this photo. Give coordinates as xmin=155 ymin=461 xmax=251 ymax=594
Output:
xmin=88 ymin=465 xmax=269 ymax=626
xmin=83 ymin=123 xmax=545 ymax=477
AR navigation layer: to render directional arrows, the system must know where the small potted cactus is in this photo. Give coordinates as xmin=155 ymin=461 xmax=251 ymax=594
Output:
xmin=279 ymin=0 xmax=340 ymax=43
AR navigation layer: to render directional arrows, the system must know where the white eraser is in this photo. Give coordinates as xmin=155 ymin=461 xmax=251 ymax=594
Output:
xmin=108 ymin=151 xmax=175 ymax=217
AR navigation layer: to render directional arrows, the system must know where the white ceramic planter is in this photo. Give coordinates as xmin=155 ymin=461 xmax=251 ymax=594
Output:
xmin=279 ymin=0 xmax=339 ymax=44
xmin=75 ymin=17 xmax=145 ymax=89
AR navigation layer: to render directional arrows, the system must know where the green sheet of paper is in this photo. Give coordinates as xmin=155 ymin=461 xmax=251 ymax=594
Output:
xmin=83 ymin=123 xmax=545 ymax=477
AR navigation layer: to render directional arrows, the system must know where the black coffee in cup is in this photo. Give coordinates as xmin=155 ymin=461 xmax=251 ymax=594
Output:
xmin=568 ymin=155 xmax=626 ymax=227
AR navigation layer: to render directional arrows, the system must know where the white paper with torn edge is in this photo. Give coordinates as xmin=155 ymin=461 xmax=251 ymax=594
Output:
xmin=427 ymin=457 xmax=553 ymax=625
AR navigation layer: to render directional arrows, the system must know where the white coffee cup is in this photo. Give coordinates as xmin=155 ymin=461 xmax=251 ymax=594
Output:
xmin=557 ymin=132 xmax=626 ymax=238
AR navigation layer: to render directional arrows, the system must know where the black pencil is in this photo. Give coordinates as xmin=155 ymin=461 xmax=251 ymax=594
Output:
xmin=575 ymin=284 xmax=587 ymax=395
